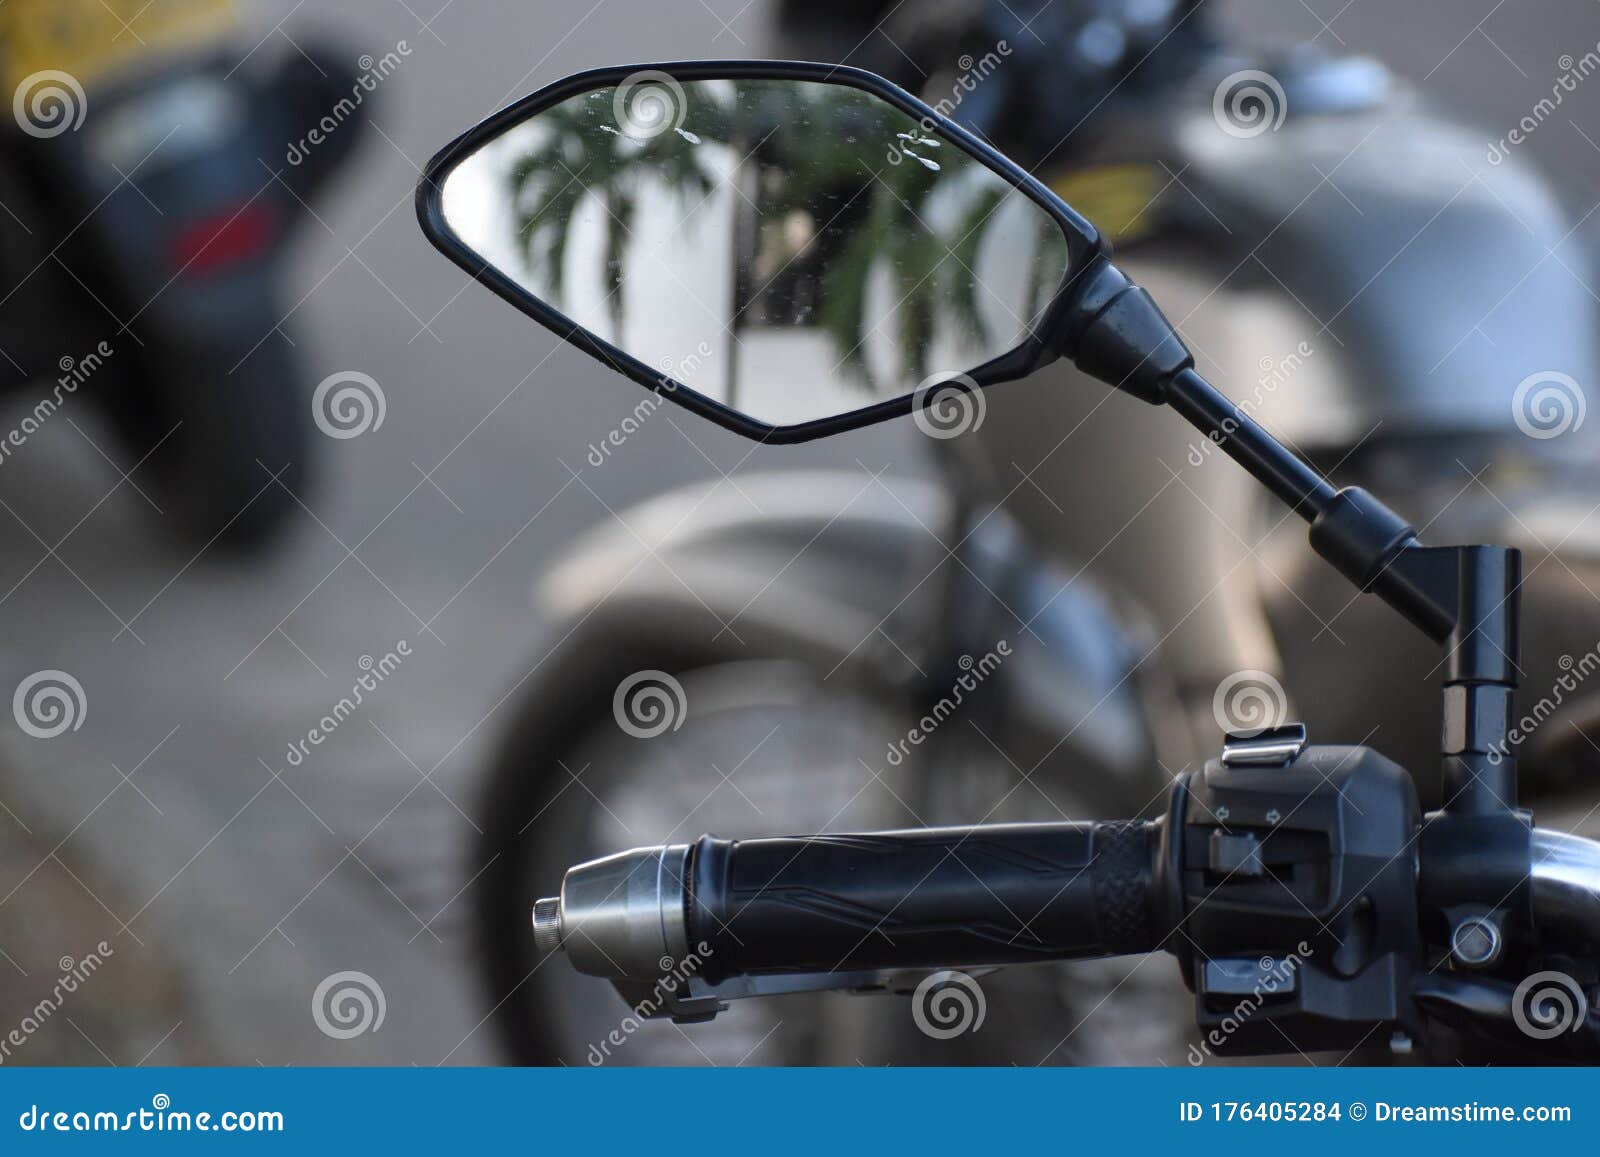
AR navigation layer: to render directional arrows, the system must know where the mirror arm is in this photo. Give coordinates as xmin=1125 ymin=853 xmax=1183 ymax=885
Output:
xmin=1056 ymin=255 xmax=1524 ymax=821
xmin=1055 ymin=257 xmax=1502 ymax=649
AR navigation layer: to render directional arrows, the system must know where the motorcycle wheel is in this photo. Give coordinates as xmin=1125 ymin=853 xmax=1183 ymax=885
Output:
xmin=478 ymin=653 xmax=922 ymax=1065
xmin=475 ymin=641 xmax=1197 ymax=1065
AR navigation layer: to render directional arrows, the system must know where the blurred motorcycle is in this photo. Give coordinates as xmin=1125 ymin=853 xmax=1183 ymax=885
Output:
xmin=0 ymin=0 xmax=372 ymax=547
xmin=779 ymin=0 xmax=1600 ymax=799
xmin=425 ymin=55 xmax=1600 ymax=1069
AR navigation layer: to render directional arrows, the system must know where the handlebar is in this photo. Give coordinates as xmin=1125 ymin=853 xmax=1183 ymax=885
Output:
xmin=1530 ymin=827 xmax=1600 ymax=944
xmin=692 ymin=821 xmax=1164 ymax=978
xmin=536 ymin=820 xmax=1166 ymax=985
xmin=533 ymin=745 xmax=1600 ymax=1052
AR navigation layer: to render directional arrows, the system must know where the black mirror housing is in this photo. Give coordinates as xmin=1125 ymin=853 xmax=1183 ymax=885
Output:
xmin=416 ymin=59 xmax=1109 ymax=443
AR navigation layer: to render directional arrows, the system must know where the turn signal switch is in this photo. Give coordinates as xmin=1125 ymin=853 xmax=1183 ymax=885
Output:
xmin=1171 ymin=725 xmax=1425 ymax=1053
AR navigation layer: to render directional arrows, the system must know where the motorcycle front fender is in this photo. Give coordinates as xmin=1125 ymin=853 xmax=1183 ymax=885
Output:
xmin=534 ymin=469 xmax=1169 ymax=780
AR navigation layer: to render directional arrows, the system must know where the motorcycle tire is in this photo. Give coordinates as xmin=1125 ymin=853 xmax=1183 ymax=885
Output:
xmin=474 ymin=634 xmax=1196 ymax=1065
xmin=477 ymin=642 xmax=922 ymax=1066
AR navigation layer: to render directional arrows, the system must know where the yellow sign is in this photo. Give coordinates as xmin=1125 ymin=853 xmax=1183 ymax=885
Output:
xmin=1047 ymin=164 xmax=1162 ymax=245
xmin=0 ymin=0 xmax=235 ymax=93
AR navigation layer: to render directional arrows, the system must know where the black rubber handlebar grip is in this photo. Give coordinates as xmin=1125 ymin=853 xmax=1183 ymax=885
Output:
xmin=687 ymin=820 xmax=1161 ymax=981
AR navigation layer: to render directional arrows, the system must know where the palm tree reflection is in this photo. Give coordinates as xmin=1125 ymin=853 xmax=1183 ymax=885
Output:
xmin=503 ymin=78 xmax=1064 ymax=396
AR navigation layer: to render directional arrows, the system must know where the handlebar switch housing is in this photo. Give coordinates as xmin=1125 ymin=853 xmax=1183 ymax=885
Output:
xmin=1173 ymin=742 xmax=1423 ymax=1054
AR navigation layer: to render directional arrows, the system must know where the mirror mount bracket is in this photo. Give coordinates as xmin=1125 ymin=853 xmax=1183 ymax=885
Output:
xmin=1054 ymin=257 xmax=1192 ymax=405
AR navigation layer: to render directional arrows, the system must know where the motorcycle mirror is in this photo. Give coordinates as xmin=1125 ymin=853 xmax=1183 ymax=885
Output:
xmin=419 ymin=62 xmax=1525 ymax=820
xmin=417 ymin=61 xmax=1107 ymax=442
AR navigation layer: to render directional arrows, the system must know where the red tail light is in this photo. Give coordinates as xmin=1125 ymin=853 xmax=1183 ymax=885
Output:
xmin=168 ymin=202 xmax=277 ymax=275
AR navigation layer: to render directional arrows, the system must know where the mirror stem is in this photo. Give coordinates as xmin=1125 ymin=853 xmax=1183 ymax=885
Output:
xmin=1062 ymin=258 xmax=1522 ymax=818
xmin=1164 ymin=367 xmax=1335 ymax=519
xmin=1064 ymin=258 xmax=1416 ymax=630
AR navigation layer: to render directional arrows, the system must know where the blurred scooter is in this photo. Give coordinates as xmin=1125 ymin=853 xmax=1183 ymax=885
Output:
xmin=0 ymin=0 xmax=373 ymax=547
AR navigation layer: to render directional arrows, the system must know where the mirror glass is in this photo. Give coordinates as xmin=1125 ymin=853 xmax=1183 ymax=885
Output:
xmin=438 ymin=73 xmax=1070 ymax=428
